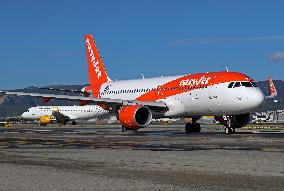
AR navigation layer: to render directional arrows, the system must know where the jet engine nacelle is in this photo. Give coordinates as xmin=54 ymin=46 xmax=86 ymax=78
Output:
xmin=39 ymin=116 xmax=52 ymax=126
xmin=215 ymin=113 xmax=251 ymax=128
xmin=118 ymin=105 xmax=152 ymax=129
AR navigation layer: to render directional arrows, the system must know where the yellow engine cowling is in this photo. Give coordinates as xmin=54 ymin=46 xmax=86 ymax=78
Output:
xmin=39 ymin=116 xmax=52 ymax=126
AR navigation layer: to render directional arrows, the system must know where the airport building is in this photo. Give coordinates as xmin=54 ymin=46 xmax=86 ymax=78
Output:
xmin=252 ymin=110 xmax=284 ymax=123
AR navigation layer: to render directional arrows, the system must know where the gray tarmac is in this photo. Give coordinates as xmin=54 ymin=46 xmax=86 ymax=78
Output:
xmin=0 ymin=124 xmax=284 ymax=191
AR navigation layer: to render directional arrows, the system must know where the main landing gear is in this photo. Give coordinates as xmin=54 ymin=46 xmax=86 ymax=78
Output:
xmin=121 ymin=125 xmax=129 ymax=132
xmin=121 ymin=125 xmax=138 ymax=133
xmin=185 ymin=117 xmax=201 ymax=134
xmin=185 ymin=123 xmax=201 ymax=134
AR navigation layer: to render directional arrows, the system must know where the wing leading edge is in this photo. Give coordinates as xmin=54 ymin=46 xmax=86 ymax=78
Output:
xmin=0 ymin=91 xmax=167 ymax=110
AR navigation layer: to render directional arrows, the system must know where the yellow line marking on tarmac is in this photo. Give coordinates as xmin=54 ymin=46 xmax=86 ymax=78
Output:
xmin=261 ymin=148 xmax=283 ymax=152
xmin=245 ymin=126 xmax=284 ymax=130
xmin=17 ymin=141 xmax=30 ymax=144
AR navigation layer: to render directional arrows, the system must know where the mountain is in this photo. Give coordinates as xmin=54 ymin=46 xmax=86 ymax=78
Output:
xmin=256 ymin=80 xmax=284 ymax=111
xmin=0 ymin=85 xmax=85 ymax=118
xmin=0 ymin=81 xmax=283 ymax=118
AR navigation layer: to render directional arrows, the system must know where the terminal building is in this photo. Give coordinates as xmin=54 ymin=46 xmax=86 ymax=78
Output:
xmin=252 ymin=110 xmax=284 ymax=123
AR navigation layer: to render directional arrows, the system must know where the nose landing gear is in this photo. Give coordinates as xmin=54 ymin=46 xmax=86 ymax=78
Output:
xmin=225 ymin=126 xmax=235 ymax=134
xmin=224 ymin=116 xmax=236 ymax=134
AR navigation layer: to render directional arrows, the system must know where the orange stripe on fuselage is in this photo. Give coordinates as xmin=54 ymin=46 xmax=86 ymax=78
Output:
xmin=136 ymin=72 xmax=253 ymax=102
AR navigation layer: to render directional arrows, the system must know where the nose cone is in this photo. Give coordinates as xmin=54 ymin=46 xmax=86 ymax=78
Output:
xmin=21 ymin=112 xmax=28 ymax=119
xmin=248 ymin=88 xmax=265 ymax=110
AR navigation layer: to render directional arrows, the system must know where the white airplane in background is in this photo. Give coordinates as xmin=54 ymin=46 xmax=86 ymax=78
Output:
xmin=1 ymin=34 xmax=277 ymax=134
xmin=22 ymin=105 xmax=108 ymax=126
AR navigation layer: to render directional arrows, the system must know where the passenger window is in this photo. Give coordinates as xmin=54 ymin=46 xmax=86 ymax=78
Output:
xmin=234 ymin=82 xmax=241 ymax=88
xmin=228 ymin=82 xmax=234 ymax=88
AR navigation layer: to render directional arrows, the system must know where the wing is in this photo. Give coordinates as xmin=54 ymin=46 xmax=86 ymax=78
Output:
xmin=67 ymin=115 xmax=79 ymax=120
xmin=0 ymin=91 xmax=167 ymax=110
xmin=39 ymin=87 xmax=91 ymax=97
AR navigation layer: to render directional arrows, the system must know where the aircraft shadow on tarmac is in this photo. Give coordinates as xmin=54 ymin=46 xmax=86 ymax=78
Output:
xmin=0 ymin=137 xmax=279 ymax=152
xmin=0 ymin=128 xmax=283 ymax=152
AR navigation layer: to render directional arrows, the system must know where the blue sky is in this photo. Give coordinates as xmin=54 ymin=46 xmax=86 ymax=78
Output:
xmin=0 ymin=0 xmax=284 ymax=89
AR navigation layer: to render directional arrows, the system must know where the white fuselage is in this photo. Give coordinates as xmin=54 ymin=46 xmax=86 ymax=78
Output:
xmin=22 ymin=105 xmax=108 ymax=120
xmin=97 ymin=72 xmax=264 ymax=118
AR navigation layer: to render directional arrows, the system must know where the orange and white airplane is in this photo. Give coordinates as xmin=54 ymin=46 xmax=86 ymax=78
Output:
xmin=1 ymin=35 xmax=277 ymax=134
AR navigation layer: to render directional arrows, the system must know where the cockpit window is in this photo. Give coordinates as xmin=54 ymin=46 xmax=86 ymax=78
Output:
xmin=228 ymin=82 xmax=234 ymax=88
xmin=229 ymin=81 xmax=257 ymax=88
xmin=234 ymin=82 xmax=241 ymax=88
xmin=251 ymin=82 xmax=258 ymax=87
xmin=241 ymin=82 xmax=253 ymax=87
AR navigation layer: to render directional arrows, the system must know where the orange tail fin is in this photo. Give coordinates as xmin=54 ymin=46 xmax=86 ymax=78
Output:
xmin=267 ymin=76 xmax=277 ymax=98
xmin=85 ymin=34 xmax=111 ymax=86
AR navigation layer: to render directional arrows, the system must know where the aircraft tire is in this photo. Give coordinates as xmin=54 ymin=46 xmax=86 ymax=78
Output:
xmin=193 ymin=123 xmax=201 ymax=133
xmin=121 ymin=125 xmax=126 ymax=132
xmin=122 ymin=125 xmax=134 ymax=132
xmin=225 ymin=127 xmax=233 ymax=134
xmin=185 ymin=123 xmax=193 ymax=134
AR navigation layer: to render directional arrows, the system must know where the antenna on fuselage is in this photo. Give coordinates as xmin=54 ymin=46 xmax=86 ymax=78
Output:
xmin=226 ymin=67 xmax=229 ymax=72
xmin=142 ymin=73 xmax=145 ymax=79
